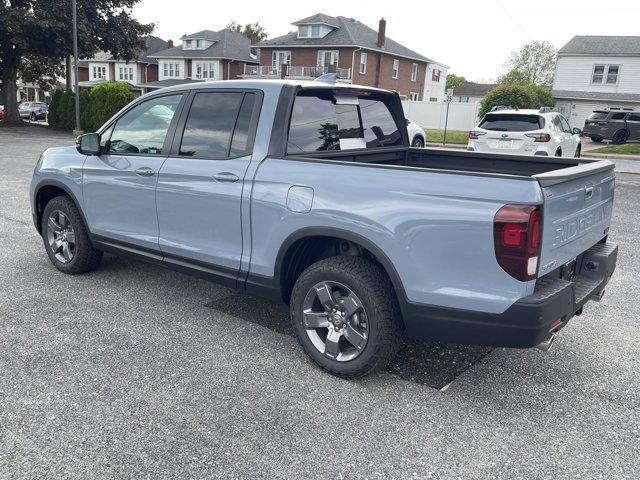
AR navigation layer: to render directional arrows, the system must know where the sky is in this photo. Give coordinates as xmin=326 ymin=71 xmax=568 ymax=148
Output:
xmin=134 ymin=0 xmax=640 ymax=82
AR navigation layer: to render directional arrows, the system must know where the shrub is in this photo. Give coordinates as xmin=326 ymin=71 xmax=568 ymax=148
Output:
xmin=479 ymin=84 xmax=554 ymax=118
xmin=47 ymin=81 xmax=133 ymax=132
xmin=87 ymin=82 xmax=133 ymax=131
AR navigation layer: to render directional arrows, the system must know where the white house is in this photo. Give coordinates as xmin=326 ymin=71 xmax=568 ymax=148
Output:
xmin=553 ymin=36 xmax=640 ymax=128
xmin=423 ymin=62 xmax=449 ymax=102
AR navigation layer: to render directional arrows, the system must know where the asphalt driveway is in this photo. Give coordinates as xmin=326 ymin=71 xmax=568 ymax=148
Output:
xmin=0 ymin=127 xmax=638 ymax=479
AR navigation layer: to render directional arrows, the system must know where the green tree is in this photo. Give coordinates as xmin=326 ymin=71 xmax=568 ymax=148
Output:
xmin=226 ymin=20 xmax=268 ymax=42
xmin=497 ymin=68 xmax=530 ymax=85
xmin=0 ymin=0 xmax=153 ymax=126
xmin=445 ymin=74 xmax=467 ymax=91
xmin=503 ymin=40 xmax=557 ymax=86
xmin=87 ymin=82 xmax=133 ymax=131
xmin=479 ymin=84 xmax=554 ymax=118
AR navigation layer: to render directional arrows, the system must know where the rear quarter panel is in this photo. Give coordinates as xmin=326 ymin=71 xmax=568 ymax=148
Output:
xmin=250 ymin=158 xmax=544 ymax=314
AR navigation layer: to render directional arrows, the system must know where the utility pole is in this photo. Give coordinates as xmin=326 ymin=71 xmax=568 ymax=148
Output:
xmin=71 ymin=0 xmax=82 ymax=134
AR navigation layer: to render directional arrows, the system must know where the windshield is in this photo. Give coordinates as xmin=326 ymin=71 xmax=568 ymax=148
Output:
xmin=479 ymin=114 xmax=544 ymax=132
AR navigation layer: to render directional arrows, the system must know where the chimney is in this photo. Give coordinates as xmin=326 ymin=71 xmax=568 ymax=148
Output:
xmin=167 ymin=39 xmax=174 ymax=48
xmin=250 ymin=32 xmax=259 ymax=56
xmin=377 ymin=18 xmax=386 ymax=47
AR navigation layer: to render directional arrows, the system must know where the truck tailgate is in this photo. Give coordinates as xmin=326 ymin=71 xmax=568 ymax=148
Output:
xmin=534 ymin=160 xmax=615 ymax=277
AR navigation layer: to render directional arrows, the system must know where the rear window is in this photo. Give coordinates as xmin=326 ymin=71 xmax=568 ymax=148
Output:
xmin=588 ymin=112 xmax=608 ymax=121
xmin=287 ymin=90 xmax=402 ymax=153
xmin=479 ymin=114 xmax=544 ymax=132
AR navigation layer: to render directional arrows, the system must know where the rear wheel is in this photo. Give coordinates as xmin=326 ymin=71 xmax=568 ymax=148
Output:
xmin=612 ymin=130 xmax=629 ymax=145
xmin=42 ymin=196 xmax=103 ymax=274
xmin=555 ymin=148 xmax=562 ymax=157
xmin=290 ymin=256 xmax=402 ymax=378
xmin=411 ymin=136 xmax=424 ymax=148
xmin=590 ymin=136 xmax=603 ymax=143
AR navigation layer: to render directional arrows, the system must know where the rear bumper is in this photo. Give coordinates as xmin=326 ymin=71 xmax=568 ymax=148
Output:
xmin=403 ymin=241 xmax=618 ymax=348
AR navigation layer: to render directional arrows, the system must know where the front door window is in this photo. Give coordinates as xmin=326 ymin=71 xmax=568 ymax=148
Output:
xmin=272 ymin=51 xmax=291 ymax=72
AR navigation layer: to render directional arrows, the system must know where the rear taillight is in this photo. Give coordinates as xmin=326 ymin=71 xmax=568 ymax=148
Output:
xmin=493 ymin=204 xmax=542 ymax=281
xmin=469 ymin=131 xmax=486 ymax=140
xmin=525 ymin=133 xmax=551 ymax=142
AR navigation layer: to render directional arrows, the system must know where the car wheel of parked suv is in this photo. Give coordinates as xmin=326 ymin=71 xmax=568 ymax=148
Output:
xmin=590 ymin=136 xmax=603 ymax=143
xmin=42 ymin=196 xmax=103 ymax=274
xmin=290 ymin=256 xmax=402 ymax=378
xmin=30 ymin=113 xmax=36 ymax=122
xmin=411 ymin=136 xmax=424 ymax=148
xmin=612 ymin=130 xmax=629 ymax=145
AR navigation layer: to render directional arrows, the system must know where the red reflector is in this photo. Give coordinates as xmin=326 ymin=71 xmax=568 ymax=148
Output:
xmin=494 ymin=204 xmax=543 ymax=281
xmin=549 ymin=317 xmax=562 ymax=331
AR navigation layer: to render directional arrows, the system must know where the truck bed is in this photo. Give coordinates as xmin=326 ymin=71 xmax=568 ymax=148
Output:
xmin=290 ymin=146 xmax=612 ymax=183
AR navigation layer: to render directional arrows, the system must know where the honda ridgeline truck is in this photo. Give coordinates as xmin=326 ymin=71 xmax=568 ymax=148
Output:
xmin=30 ymin=80 xmax=618 ymax=377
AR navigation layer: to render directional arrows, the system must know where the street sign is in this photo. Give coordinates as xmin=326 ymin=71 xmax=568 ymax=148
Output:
xmin=445 ymin=89 xmax=454 ymax=103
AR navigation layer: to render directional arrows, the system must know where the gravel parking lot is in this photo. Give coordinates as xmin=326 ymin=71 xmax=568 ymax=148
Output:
xmin=1 ymin=127 xmax=639 ymax=479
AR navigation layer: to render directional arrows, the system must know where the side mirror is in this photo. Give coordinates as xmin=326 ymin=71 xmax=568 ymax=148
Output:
xmin=572 ymin=127 xmax=582 ymax=135
xmin=76 ymin=133 xmax=101 ymax=155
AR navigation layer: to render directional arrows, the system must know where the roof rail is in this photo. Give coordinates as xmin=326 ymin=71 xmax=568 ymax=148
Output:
xmin=490 ymin=105 xmax=515 ymax=112
xmin=539 ymin=107 xmax=556 ymax=113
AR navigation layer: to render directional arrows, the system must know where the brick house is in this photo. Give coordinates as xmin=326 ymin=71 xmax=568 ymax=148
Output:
xmin=246 ymin=13 xmax=448 ymax=101
xmin=143 ymin=29 xmax=258 ymax=92
xmin=75 ymin=36 xmax=168 ymax=96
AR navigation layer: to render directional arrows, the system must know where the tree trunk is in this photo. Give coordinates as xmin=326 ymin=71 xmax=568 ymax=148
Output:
xmin=1 ymin=56 xmax=24 ymax=126
xmin=65 ymin=56 xmax=72 ymax=91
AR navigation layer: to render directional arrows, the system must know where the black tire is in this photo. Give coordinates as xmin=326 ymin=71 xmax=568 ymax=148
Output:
xmin=42 ymin=195 xmax=103 ymax=274
xmin=612 ymin=130 xmax=629 ymax=145
xmin=555 ymin=149 xmax=562 ymax=157
xmin=30 ymin=113 xmax=36 ymax=122
xmin=290 ymin=256 xmax=402 ymax=378
xmin=575 ymin=145 xmax=581 ymax=158
xmin=590 ymin=136 xmax=603 ymax=143
xmin=411 ymin=136 xmax=424 ymax=148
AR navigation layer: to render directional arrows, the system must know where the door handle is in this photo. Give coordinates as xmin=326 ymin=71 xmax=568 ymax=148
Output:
xmin=135 ymin=167 xmax=156 ymax=177
xmin=585 ymin=186 xmax=594 ymax=199
xmin=213 ymin=172 xmax=239 ymax=183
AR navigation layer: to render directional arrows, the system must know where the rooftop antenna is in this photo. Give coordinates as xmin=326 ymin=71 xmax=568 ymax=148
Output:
xmin=315 ymin=73 xmax=338 ymax=84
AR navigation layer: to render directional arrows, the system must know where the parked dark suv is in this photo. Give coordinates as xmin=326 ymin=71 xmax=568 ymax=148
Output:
xmin=583 ymin=109 xmax=640 ymax=144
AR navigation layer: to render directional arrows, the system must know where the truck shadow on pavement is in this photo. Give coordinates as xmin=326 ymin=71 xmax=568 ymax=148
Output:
xmin=206 ymin=293 xmax=494 ymax=390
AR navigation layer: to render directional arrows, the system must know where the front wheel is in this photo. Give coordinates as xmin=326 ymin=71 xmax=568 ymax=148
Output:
xmin=42 ymin=196 xmax=103 ymax=274
xmin=612 ymin=130 xmax=629 ymax=145
xmin=411 ymin=136 xmax=425 ymax=148
xmin=290 ymin=256 xmax=402 ymax=378
xmin=30 ymin=113 xmax=36 ymax=122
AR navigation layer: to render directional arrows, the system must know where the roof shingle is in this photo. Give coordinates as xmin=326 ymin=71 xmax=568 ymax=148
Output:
xmin=151 ymin=29 xmax=257 ymax=63
xmin=559 ymin=36 xmax=640 ymax=56
xmin=257 ymin=14 xmax=440 ymax=64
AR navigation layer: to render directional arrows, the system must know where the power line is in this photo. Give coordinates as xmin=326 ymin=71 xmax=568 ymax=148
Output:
xmin=495 ymin=0 xmax=533 ymax=41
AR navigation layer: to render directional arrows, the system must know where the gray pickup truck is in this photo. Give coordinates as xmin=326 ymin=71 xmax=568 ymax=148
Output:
xmin=30 ymin=80 xmax=618 ymax=377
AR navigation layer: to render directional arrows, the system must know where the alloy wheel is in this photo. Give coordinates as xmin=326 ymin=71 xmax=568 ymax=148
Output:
xmin=302 ymin=281 xmax=369 ymax=362
xmin=46 ymin=210 xmax=76 ymax=263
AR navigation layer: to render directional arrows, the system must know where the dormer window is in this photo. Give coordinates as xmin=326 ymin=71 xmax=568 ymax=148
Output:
xmin=184 ymin=39 xmax=204 ymax=50
xmin=298 ymin=25 xmax=323 ymax=38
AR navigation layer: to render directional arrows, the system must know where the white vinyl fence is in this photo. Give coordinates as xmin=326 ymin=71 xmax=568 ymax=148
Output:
xmin=401 ymin=101 xmax=481 ymax=131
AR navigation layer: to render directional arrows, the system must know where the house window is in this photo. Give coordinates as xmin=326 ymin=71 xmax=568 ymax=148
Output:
xmin=359 ymin=52 xmax=367 ymax=75
xmin=317 ymin=50 xmax=339 ymax=69
xmin=196 ymin=39 xmax=203 ymax=49
xmin=392 ymin=59 xmax=399 ymax=79
xmin=311 ymin=25 xmax=321 ymax=37
xmin=411 ymin=63 xmax=418 ymax=82
xmin=298 ymin=26 xmax=309 ymax=38
xmin=119 ymin=66 xmax=134 ymax=81
xmin=592 ymin=64 xmax=620 ymax=84
xmin=162 ymin=62 xmax=182 ymax=78
xmin=91 ymin=65 xmax=107 ymax=80
xmin=429 ymin=97 xmax=438 ymax=102
xmin=185 ymin=40 xmax=192 ymax=48
xmin=298 ymin=25 xmax=322 ymax=38
xmin=459 ymin=96 xmax=470 ymax=103
xmin=409 ymin=92 xmax=419 ymax=101
xmin=271 ymin=51 xmax=291 ymax=71
xmin=432 ymin=69 xmax=441 ymax=82
xmin=194 ymin=61 xmax=216 ymax=79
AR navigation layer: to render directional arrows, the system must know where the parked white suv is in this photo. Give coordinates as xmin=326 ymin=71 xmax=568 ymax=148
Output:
xmin=406 ymin=119 xmax=426 ymax=147
xmin=467 ymin=108 xmax=582 ymax=158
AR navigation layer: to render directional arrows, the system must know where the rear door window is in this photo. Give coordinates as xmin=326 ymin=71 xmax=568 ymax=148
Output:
xmin=610 ymin=112 xmax=627 ymax=120
xmin=588 ymin=112 xmax=608 ymax=121
xmin=478 ymin=114 xmax=544 ymax=132
xmin=628 ymin=114 xmax=640 ymax=122
xmin=287 ymin=90 xmax=402 ymax=153
xmin=178 ymin=91 xmax=255 ymax=158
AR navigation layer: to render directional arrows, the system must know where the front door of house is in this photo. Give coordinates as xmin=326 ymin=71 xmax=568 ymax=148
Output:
xmin=272 ymin=51 xmax=291 ymax=73
xmin=317 ymin=51 xmax=339 ymax=71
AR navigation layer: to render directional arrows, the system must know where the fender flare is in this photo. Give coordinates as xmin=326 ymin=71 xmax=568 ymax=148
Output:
xmin=33 ymin=179 xmax=89 ymax=235
xmin=274 ymin=226 xmax=409 ymax=312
